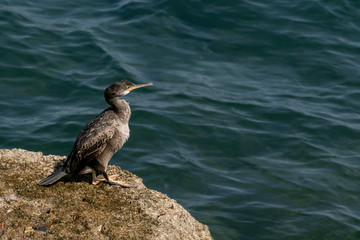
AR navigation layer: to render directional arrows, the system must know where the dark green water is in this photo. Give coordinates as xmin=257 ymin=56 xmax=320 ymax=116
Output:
xmin=1 ymin=0 xmax=360 ymax=239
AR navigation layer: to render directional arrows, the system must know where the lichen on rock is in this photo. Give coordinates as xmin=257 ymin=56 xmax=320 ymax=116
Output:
xmin=0 ymin=148 xmax=213 ymax=239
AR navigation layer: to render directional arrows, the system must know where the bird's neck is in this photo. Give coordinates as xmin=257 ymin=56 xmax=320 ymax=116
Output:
xmin=106 ymin=97 xmax=127 ymax=111
xmin=106 ymin=98 xmax=131 ymax=120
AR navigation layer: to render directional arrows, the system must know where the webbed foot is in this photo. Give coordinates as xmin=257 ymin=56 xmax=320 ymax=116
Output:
xmin=93 ymin=173 xmax=137 ymax=188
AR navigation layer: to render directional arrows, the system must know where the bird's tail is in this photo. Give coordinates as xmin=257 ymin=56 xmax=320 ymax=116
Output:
xmin=38 ymin=168 xmax=68 ymax=186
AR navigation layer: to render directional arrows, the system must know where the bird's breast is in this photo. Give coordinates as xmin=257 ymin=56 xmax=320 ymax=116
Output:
xmin=111 ymin=122 xmax=130 ymax=152
xmin=119 ymin=123 xmax=130 ymax=142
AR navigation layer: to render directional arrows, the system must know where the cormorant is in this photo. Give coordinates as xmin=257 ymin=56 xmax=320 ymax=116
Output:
xmin=38 ymin=80 xmax=153 ymax=187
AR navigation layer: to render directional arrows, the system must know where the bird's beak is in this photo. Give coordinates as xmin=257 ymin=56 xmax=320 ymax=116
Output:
xmin=127 ymin=82 xmax=153 ymax=92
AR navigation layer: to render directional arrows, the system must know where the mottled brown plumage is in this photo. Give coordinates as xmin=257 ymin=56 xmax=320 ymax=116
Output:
xmin=38 ymin=80 xmax=152 ymax=186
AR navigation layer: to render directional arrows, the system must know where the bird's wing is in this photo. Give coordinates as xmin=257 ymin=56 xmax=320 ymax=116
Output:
xmin=68 ymin=110 xmax=116 ymax=172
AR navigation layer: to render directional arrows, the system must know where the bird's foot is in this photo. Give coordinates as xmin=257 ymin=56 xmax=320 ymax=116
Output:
xmin=92 ymin=174 xmax=137 ymax=188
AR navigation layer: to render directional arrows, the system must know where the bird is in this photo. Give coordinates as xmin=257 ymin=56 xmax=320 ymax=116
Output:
xmin=38 ymin=80 xmax=153 ymax=187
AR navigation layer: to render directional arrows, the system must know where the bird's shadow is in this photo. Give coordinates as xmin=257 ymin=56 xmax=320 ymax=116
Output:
xmin=59 ymin=174 xmax=93 ymax=185
xmin=42 ymin=161 xmax=94 ymax=186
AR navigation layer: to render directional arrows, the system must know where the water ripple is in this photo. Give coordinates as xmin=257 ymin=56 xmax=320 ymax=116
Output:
xmin=2 ymin=0 xmax=360 ymax=239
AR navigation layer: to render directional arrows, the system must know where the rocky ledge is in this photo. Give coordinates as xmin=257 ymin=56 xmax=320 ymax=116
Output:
xmin=0 ymin=149 xmax=212 ymax=239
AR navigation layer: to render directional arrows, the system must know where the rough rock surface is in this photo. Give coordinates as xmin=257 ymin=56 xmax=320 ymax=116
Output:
xmin=0 ymin=148 xmax=213 ymax=240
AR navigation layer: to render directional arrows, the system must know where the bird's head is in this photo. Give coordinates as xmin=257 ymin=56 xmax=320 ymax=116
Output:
xmin=105 ymin=80 xmax=153 ymax=99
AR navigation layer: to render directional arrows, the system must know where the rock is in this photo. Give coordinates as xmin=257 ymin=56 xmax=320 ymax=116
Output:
xmin=0 ymin=148 xmax=213 ymax=239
